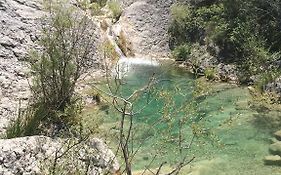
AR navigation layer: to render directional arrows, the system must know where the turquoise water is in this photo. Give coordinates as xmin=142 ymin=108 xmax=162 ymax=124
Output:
xmin=102 ymin=63 xmax=281 ymax=175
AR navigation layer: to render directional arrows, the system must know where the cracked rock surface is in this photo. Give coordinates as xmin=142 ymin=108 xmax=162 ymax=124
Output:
xmin=0 ymin=0 xmax=44 ymax=134
xmin=0 ymin=136 xmax=119 ymax=175
xmin=115 ymin=0 xmax=176 ymax=57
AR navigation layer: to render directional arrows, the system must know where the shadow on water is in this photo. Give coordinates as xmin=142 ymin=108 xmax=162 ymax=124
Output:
xmin=252 ymin=111 xmax=281 ymax=133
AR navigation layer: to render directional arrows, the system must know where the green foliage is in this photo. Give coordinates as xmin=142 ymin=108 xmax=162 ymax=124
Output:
xmin=6 ymin=0 xmax=96 ymax=137
xmin=89 ymin=2 xmax=102 ymax=16
xmin=6 ymin=104 xmax=45 ymax=138
xmin=92 ymin=0 xmax=107 ymax=7
xmin=254 ymin=70 xmax=281 ymax=92
xmin=108 ymin=0 xmax=122 ymax=21
xmin=102 ymin=40 xmax=119 ymax=61
xmin=6 ymin=115 xmax=23 ymax=139
xmin=169 ymin=0 xmax=281 ymax=83
xmin=204 ymin=67 xmax=217 ymax=80
xmin=172 ymin=44 xmax=191 ymax=61
xmin=77 ymin=0 xmax=106 ymax=16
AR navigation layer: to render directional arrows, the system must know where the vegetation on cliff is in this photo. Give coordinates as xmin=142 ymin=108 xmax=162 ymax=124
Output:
xmin=6 ymin=1 xmax=98 ymax=138
xmin=169 ymin=0 xmax=281 ymax=87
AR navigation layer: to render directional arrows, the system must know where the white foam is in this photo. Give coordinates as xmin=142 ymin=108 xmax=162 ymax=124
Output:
xmin=113 ymin=57 xmax=159 ymax=78
xmin=118 ymin=57 xmax=159 ymax=66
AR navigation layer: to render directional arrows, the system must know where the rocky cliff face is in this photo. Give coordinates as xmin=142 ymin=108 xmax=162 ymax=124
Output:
xmin=115 ymin=0 xmax=176 ymax=57
xmin=0 ymin=0 xmax=43 ymax=134
xmin=0 ymin=1 xmax=113 ymax=174
xmin=0 ymin=0 xmax=102 ymax=135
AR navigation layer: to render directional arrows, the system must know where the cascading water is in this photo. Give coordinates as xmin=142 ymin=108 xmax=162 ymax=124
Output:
xmin=106 ymin=26 xmax=159 ymax=78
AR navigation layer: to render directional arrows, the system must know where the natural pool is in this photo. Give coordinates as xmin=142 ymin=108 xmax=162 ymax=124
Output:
xmin=98 ymin=59 xmax=281 ymax=175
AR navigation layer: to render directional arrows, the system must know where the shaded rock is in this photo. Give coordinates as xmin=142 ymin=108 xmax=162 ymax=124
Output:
xmin=264 ymin=155 xmax=281 ymax=166
xmin=274 ymin=130 xmax=281 ymax=141
xmin=269 ymin=137 xmax=279 ymax=144
xmin=264 ymin=77 xmax=281 ymax=96
xmin=269 ymin=141 xmax=281 ymax=156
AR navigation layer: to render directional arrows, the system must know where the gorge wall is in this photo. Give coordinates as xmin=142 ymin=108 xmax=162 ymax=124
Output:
xmin=115 ymin=0 xmax=176 ymax=57
xmin=0 ymin=0 xmax=43 ymax=134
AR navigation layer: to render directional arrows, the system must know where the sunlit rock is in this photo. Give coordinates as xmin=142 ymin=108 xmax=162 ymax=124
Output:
xmin=269 ymin=141 xmax=281 ymax=156
xmin=264 ymin=155 xmax=281 ymax=166
xmin=274 ymin=130 xmax=281 ymax=141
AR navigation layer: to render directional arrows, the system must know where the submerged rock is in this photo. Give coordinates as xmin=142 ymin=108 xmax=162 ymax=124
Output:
xmin=274 ymin=130 xmax=281 ymax=141
xmin=264 ymin=155 xmax=281 ymax=166
xmin=269 ymin=141 xmax=281 ymax=156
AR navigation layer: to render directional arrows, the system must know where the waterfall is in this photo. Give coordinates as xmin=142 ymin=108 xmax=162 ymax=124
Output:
xmin=106 ymin=26 xmax=125 ymax=58
xmin=106 ymin=26 xmax=159 ymax=78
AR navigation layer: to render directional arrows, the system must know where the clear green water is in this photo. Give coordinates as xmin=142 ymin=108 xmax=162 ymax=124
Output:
xmin=102 ymin=63 xmax=280 ymax=175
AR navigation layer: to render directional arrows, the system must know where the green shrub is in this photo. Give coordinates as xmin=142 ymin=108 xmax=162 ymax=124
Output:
xmin=108 ymin=0 xmax=122 ymax=21
xmin=77 ymin=0 xmax=90 ymax=10
xmin=6 ymin=0 xmax=97 ymax=137
xmin=169 ymin=0 xmax=281 ymax=83
xmin=77 ymin=0 xmax=105 ymax=16
xmin=6 ymin=115 xmax=23 ymax=139
xmin=92 ymin=0 xmax=107 ymax=7
xmin=170 ymin=3 xmax=191 ymax=25
xmin=204 ymin=67 xmax=217 ymax=80
xmin=172 ymin=44 xmax=191 ymax=61
xmin=102 ymin=40 xmax=119 ymax=61
xmin=89 ymin=2 xmax=102 ymax=16
xmin=6 ymin=104 xmax=42 ymax=138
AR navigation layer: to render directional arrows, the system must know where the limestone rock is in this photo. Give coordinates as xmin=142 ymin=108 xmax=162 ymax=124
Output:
xmin=0 ymin=0 xmax=44 ymax=135
xmin=0 ymin=0 xmax=103 ymax=135
xmin=0 ymin=136 xmax=119 ymax=175
xmin=115 ymin=0 xmax=176 ymax=57
xmin=264 ymin=77 xmax=281 ymax=96
xmin=264 ymin=155 xmax=281 ymax=166
xmin=269 ymin=141 xmax=281 ymax=156
xmin=274 ymin=130 xmax=281 ymax=141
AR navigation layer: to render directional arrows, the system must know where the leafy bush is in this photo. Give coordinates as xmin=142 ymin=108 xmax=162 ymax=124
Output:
xmin=169 ymin=0 xmax=281 ymax=82
xmin=172 ymin=44 xmax=191 ymax=61
xmin=6 ymin=0 xmax=97 ymax=137
xmin=89 ymin=2 xmax=102 ymax=16
xmin=102 ymin=40 xmax=119 ymax=61
xmin=92 ymin=0 xmax=107 ymax=7
xmin=204 ymin=67 xmax=217 ymax=80
xmin=108 ymin=0 xmax=122 ymax=21
xmin=77 ymin=0 xmax=106 ymax=16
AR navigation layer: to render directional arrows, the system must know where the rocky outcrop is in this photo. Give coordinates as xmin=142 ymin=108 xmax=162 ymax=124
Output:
xmin=0 ymin=0 xmax=44 ymax=135
xmin=264 ymin=130 xmax=281 ymax=166
xmin=264 ymin=77 xmax=281 ymax=96
xmin=114 ymin=0 xmax=176 ymax=57
xmin=264 ymin=155 xmax=281 ymax=166
xmin=269 ymin=141 xmax=281 ymax=156
xmin=0 ymin=136 xmax=119 ymax=175
xmin=274 ymin=130 xmax=281 ymax=141
xmin=0 ymin=0 xmax=103 ymax=135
